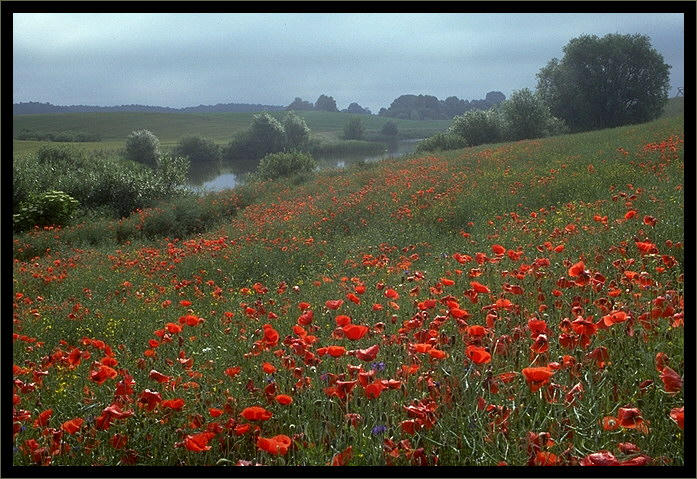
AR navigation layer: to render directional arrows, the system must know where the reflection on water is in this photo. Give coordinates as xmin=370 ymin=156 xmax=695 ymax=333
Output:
xmin=187 ymin=139 xmax=422 ymax=193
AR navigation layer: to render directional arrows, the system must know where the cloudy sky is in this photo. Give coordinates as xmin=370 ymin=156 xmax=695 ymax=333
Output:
xmin=13 ymin=12 xmax=685 ymax=112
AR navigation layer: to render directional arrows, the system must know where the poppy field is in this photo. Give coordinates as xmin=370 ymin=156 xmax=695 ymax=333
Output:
xmin=10 ymin=114 xmax=685 ymax=467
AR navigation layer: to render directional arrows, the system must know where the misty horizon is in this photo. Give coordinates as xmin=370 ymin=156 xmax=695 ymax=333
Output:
xmin=13 ymin=13 xmax=684 ymax=115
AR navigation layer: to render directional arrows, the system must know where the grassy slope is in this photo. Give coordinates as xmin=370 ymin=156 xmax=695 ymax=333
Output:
xmin=12 ymin=110 xmax=450 ymax=157
xmin=12 ymin=115 xmax=685 ymax=465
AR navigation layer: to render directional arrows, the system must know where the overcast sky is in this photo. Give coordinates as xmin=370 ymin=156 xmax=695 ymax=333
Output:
xmin=13 ymin=12 xmax=685 ymax=113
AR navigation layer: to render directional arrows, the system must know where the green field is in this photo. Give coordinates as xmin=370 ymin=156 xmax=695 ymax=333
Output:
xmin=12 ymin=110 xmax=451 ymax=157
xmin=12 ymin=114 xmax=684 ymax=466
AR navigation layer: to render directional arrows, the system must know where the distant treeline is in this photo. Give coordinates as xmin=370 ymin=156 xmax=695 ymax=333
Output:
xmin=13 ymin=102 xmax=285 ymax=115
xmin=377 ymin=91 xmax=506 ymax=120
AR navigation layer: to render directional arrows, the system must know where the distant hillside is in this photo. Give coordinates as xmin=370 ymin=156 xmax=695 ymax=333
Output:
xmin=13 ymin=101 xmax=285 ymax=115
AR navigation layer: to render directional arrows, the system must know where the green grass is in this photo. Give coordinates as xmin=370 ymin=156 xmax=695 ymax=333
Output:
xmin=12 ymin=115 xmax=684 ymax=466
xmin=13 ymin=110 xmax=450 ymax=157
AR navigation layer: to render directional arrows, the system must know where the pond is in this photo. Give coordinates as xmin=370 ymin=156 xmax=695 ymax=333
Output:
xmin=186 ymin=139 xmax=422 ymax=193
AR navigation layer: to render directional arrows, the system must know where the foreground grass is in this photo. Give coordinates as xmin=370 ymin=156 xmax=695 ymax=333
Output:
xmin=12 ymin=115 xmax=684 ymax=467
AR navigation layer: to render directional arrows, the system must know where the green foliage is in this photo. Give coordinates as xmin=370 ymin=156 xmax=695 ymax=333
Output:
xmin=415 ymin=132 xmax=469 ymax=152
xmin=536 ymin=33 xmax=671 ymax=132
xmin=13 ymin=190 xmax=79 ymax=231
xmin=283 ymin=111 xmax=311 ymax=150
xmin=500 ymin=88 xmax=565 ymax=141
xmin=343 ymin=118 xmax=365 ymax=140
xmin=449 ymin=109 xmax=503 ymax=146
xmin=254 ymin=151 xmax=317 ymax=181
xmin=380 ymin=121 xmax=399 ymax=137
xmin=314 ymin=94 xmax=338 ymax=112
xmin=13 ymin=147 xmax=190 ymax=227
xmin=173 ymin=136 xmax=221 ymax=164
xmin=124 ymin=129 xmax=161 ymax=167
xmin=286 ymin=97 xmax=314 ymax=111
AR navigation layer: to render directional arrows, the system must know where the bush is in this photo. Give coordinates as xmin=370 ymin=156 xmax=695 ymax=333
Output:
xmin=248 ymin=112 xmax=286 ymax=156
xmin=173 ymin=136 xmax=221 ymax=164
xmin=124 ymin=129 xmax=161 ymax=167
xmin=415 ymin=132 xmax=469 ymax=152
xmin=381 ymin=121 xmax=399 ymax=137
xmin=500 ymin=88 xmax=563 ymax=141
xmin=283 ymin=112 xmax=311 ymax=151
xmin=343 ymin=118 xmax=365 ymax=140
xmin=13 ymin=190 xmax=79 ymax=231
xmin=255 ymin=151 xmax=317 ymax=181
xmin=449 ymin=109 xmax=503 ymax=146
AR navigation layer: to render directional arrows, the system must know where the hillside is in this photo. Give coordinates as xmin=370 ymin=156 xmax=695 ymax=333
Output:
xmin=12 ymin=114 xmax=684 ymax=466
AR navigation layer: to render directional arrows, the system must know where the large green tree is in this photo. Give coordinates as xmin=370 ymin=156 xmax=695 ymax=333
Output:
xmin=536 ymin=33 xmax=670 ymax=132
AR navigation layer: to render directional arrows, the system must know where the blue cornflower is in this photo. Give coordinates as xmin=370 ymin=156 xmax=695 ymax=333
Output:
xmin=371 ymin=425 xmax=387 ymax=435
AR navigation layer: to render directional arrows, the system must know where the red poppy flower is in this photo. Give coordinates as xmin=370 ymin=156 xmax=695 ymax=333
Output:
xmin=670 ymin=406 xmax=684 ymax=430
xmin=601 ymin=416 xmax=619 ymax=431
xmin=184 ymin=432 xmax=216 ymax=452
xmin=467 ymin=325 xmax=487 ymax=337
xmin=209 ymin=408 xmax=223 ymax=417
xmin=148 ymin=369 xmax=171 ymax=384
xmin=161 ymin=398 xmax=185 ymax=411
xmin=580 ymin=450 xmax=620 ymax=466
xmin=522 ymin=367 xmax=555 ymax=392
xmin=179 ymin=314 xmax=202 ymax=326
xmin=325 ymin=299 xmax=344 ymax=310
xmin=275 ymin=394 xmax=293 ymax=406
xmin=470 ymin=281 xmax=490 ymax=293
xmin=450 ymin=308 xmax=470 ymax=319
xmin=466 ymin=345 xmax=491 ymax=365
xmin=441 ymin=277 xmax=455 ymax=286
xmin=240 ymin=406 xmax=272 ymax=421
xmin=428 ymin=348 xmax=447 ymax=359
xmin=225 ymin=366 xmax=241 ymax=378
xmin=534 ymin=451 xmax=559 ymax=466
xmin=617 ymin=407 xmax=646 ymax=431
xmin=179 ymin=300 xmax=192 ymax=307
xmin=262 ymin=362 xmax=277 ymax=374
xmin=492 ymin=244 xmax=506 ymax=255
xmin=257 ymin=434 xmax=291 ymax=455
xmin=61 ymin=418 xmax=84 ymax=434
xmin=327 ymin=345 xmax=347 ymax=357
xmin=353 ymin=344 xmax=380 ymax=361
xmin=568 ymin=261 xmax=585 ymax=277
xmin=364 ymin=381 xmax=387 ymax=399
xmin=412 ymin=343 xmax=433 ymax=353
xmin=34 ymin=409 xmax=52 ymax=427
xmin=343 ymin=324 xmax=369 ymax=340
xmin=263 ymin=324 xmax=279 ymax=346
xmin=137 ymin=389 xmax=162 ymax=411
xmin=165 ymin=322 xmax=182 ymax=334
xmin=346 ymin=293 xmax=360 ymax=304
xmin=91 ymin=364 xmax=118 ymax=385
xmin=660 ymin=366 xmax=682 ymax=393
xmin=384 ymin=289 xmax=399 ymax=299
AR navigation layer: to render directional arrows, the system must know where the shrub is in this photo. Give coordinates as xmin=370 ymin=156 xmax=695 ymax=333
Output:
xmin=13 ymin=190 xmax=79 ymax=231
xmin=283 ymin=112 xmax=311 ymax=151
xmin=249 ymin=112 xmax=286 ymax=156
xmin=255 ymin=151 xmax=317 ymax=181
xmin=343 ymin=118 xmax=365 ymax=140
xmin=449 ymin=109 xmax=503 ymax=146
xmin=500 ymin=88 xmax=563 ymax=141
xmin=381 ymin=121 xmax=399 ymax=137
xmin=415 ymin=132 xmax=469 ymax=152
xmin=124 ymin=129 xmax=161 ymax=167
xmin=173 ymin=136 xmax=221 ymax=164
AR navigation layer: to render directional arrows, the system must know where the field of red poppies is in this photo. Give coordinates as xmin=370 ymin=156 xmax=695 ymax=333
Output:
xmin=11 ymin=114 xmax=685 ymax=466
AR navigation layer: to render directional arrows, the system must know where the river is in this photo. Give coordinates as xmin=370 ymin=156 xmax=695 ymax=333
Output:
xmin=186 ymin=139 xmax=422 ymax=193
